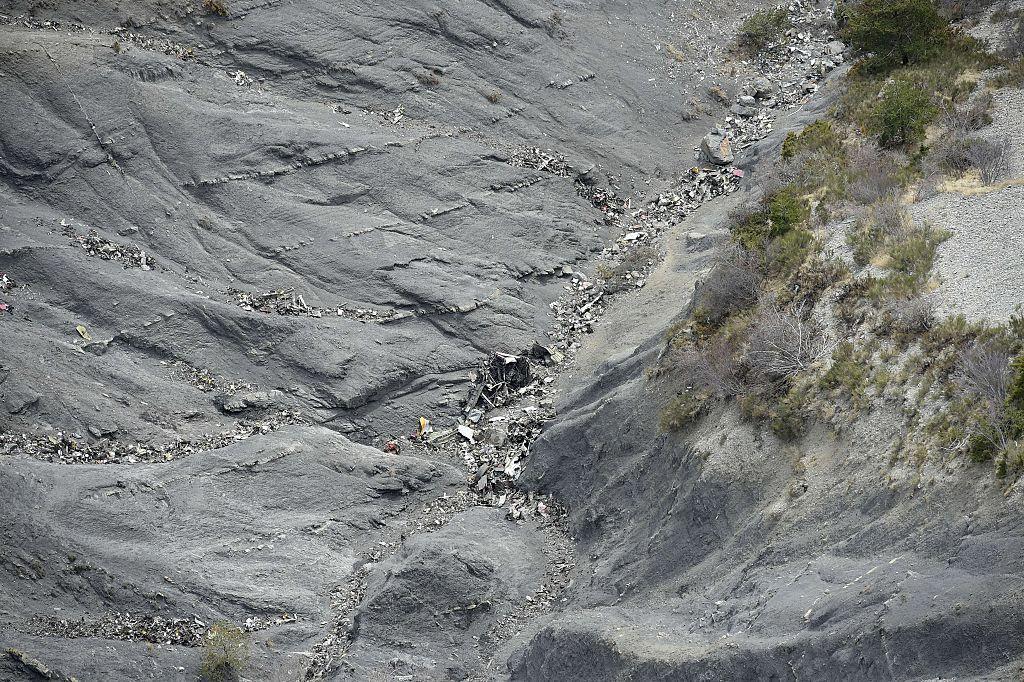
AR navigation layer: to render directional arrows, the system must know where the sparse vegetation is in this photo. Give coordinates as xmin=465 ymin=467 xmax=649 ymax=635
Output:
xmin=744 ymin=302 xmax=829 ymax=382
xmin=202 ymin=0 xmax=229 ymax=17
xmin=200 ymin=622 xmax=249 ymax=682
xmin=660 ymin=0 xmax=1024 ymax=479
xmin=415 ymin=71 xmax=442 ymax=86
xmin=485 ymin=89 xmax=502 ymax=104
xmin=950 ymin=326 xmax=1024 ymax=472
xmin=781 ymin=120 xmax=843 ymax=161
xmin=994 ymin=58 xmax=1024 ymax=87
xmin=736 ymin=7 xmax=791 ymax=55
xmin=665 ymin=43 xmax=688 ymax=62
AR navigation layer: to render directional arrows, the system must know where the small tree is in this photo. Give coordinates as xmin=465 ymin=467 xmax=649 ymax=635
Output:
xmin=869 ymin=79 xmax=936 ymax=148
xmin=841 ymin=0 xmax=947 ymax=66
xmin=200 ymin=622 xmax=249 ymax=682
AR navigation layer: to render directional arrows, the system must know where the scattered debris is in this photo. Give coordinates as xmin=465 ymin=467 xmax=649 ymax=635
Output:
xmin=379 ymin=106 xmax=405 ymax=125
xmin=228 ymin=288 xmax=322 ymax=317
xmin=336 ymin=305 xmax=398 ymax=322
xmin=228 ymin=69 xmax=255 ymax=87
xmin=170 ymin=360 xmax=256 ymax=395
xmin=29 ymin=613 xmax=206 ymax=647
xmin=0 ymin=14 xmax=85 ymax=32
xmin=111 ymin=28 xmax=198 ymax=60
xmin=62 ymin=222 xmax=154 ymax=270
xmin=241 ymin=613 xmax=298 ymax=632
xmin=0 ymin=411 xmax=305 ymax=464
xmin=508 ymin=147 xmax=573 ymax=177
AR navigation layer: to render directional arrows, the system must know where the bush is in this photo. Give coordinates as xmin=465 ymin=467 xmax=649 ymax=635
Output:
xmin=841 ymin=0 xmax=948 ymax=67
xmin=729 ymin=186 xmax=810 ymax=257
xmin=202 ymin=0 xmax=229 ymax=16
xmin=968 ymin=138 xmax=1009 ymax=183
xmin=737 ymin=7 xmax=791 ymax=54
xmin=994 ymin=58 xmax=1024 ymax=87
xmin=660 ymin=392 xmax=707 ymax=431
xmin=934 ymin=111 xmax=1008 ymax=181
xmin=873 ymin=223 xmax=945 ymax=297
xmin=885 ymin=295 xmax=937 ymax=336
xmin=1008 ymin=354 xmax=1024 ymax=438
xmin=691 ymin=246 xmax=762 ymax=328
xmin=848 ymin=194 xmax=910 ymax=265
xmin=953 ymin=339 xmax=1018 ymax=463
xmin=869 ymin=79 xmax=937 ymax=147
xmin=782 ymin=120 xmax=843 ymax=161
xmin=767 ymin=228 xmax=814 ymax=277
xmin=1003 ymin=15 xmax=1024 ymax=59
xmin=942 ymin=93 xmax=993 ymax=132
xmin=744 ymin=301 xmax=829 ymax=382
xmin=768 ymin=186 xmax=811 ymax=230
xmin=667 ymin=335 xmax=742 ymax=399
xmin=200 ymin=623 xmax=249 ymax=682
xmin=845 ymin=142 xmax=905 ymax=204
xmin=821 ymin=341 xmax=870 ymax=404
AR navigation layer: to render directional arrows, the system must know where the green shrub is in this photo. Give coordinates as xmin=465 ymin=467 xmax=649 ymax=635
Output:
xmin=887 ymin=225 xmax=944 ymax=284
xmin=730 ymin=187 xmax=810 ymax=256
xmin=822 ymin=341 xmax=870 ymax=405
xmin=660 ymin=392 xmax=708 ymax=431
xmin=730 ymin=207 xmax=772 ymax=250
xmin=767 ymin=186 xmax=811 ymax=231
xmin=1007 ymin=355 xmax=1024 ymax=438
xmin=841 ymin=0 xmax=948 ymax=68
xmin=767 ymin=228 xmax=814 ymax=277
xmin=200 ymin=622 xmax=249 ymax=682
xmin=770 ymin=383 xmax=810 ymax=439
xmin=869 ymin=79 xmax=937 ymax=147
xmin=782 ymin=120 xmax=843 ymax=161
xmin=737 ymin=8 xmax=791 ymax=54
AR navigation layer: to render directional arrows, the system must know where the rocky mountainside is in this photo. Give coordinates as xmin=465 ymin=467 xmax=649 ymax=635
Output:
xmin=3 ymin=0 xmax=1024 ymax=680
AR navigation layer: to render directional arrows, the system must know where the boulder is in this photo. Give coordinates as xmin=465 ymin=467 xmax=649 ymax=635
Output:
xmin=751 ymin=76 xmax=775 ymax=99
xmin=730 ymin=103 xmax=757 ymax=118
xmin=700 ymin=129 xmax=733 ymax=165
xmin=825 ymin=40 xmax=846 ymax=56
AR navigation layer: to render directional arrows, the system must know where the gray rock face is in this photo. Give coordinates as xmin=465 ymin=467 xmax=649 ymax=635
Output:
xmin=0 ymin=1 xmax=737 ymax=678
xmin=0 ymin=0 xmax=716 ymax=447
xmin=515 ymin=256 xmax=1024 ymax=679
xmin=4 ymin=1 xmax=1022 ymax=681
xmin=700 ymin=129 xmax=734 ymax=165
xmin=345 ymin=508 xmax=547 ymax=679
xmin=0 ymin=426 xmax=464 ymax=679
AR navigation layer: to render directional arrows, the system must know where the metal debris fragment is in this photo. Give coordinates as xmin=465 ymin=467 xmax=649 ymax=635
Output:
xmin=62 ymin=223 xmax=155 ymax=270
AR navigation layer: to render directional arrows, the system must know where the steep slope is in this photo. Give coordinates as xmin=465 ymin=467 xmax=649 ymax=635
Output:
xmin=0 ymin=0 xmax=774 ymax=680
